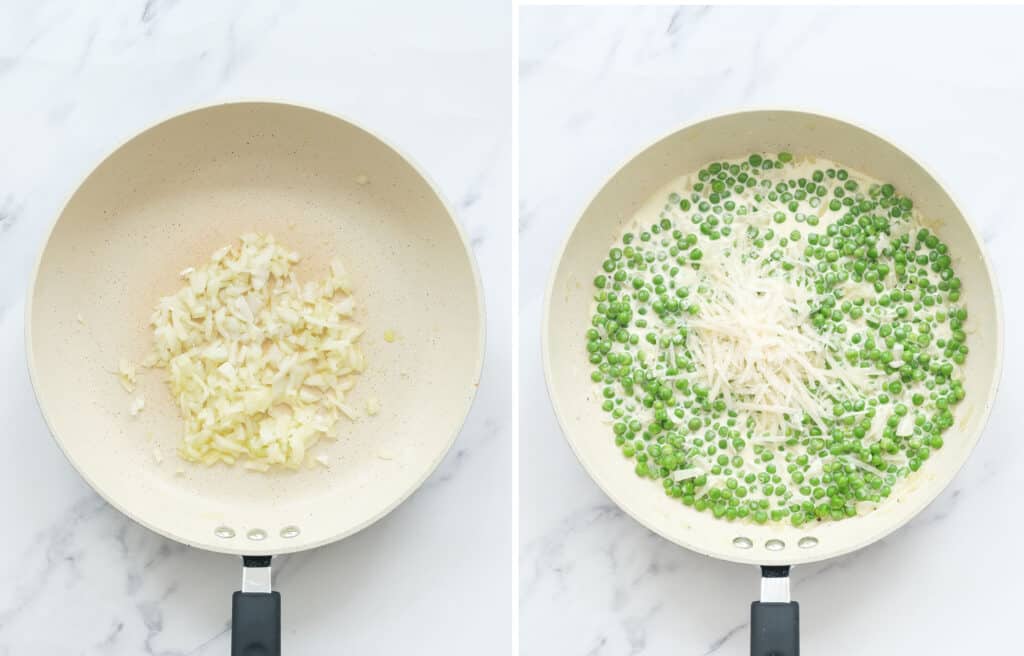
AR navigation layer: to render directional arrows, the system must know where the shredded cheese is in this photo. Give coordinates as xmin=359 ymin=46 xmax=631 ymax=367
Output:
xmin=685 ymin=253 xmax=868 ymax=438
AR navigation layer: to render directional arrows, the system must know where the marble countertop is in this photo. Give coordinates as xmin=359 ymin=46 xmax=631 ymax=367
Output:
xmin=0 ymin=1 xmax=513 ymax=654
xmin=520 ymin=6 xmax=1023 ymax=655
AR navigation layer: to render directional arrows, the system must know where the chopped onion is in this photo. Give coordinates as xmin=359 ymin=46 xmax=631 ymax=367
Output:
xmin=147 ymin=233 xmax=365 ymax=470
xmin=117 ymin=359 xmax=137 ymax=393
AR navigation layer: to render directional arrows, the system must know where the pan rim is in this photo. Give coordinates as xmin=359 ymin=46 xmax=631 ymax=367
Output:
xmin=541 ymin=106 xmax=1004 ymax=566
xmin=25 ymin=98 xmax=487 ymax=556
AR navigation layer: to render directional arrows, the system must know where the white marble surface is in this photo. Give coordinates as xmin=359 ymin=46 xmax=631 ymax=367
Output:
xmin=520 ymin=6 xmax=1023 ymax=655
xmin=0 ymin=1 xmax=513 ymax=654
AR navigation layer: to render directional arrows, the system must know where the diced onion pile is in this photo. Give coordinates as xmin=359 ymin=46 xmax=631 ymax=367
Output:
xmin=147 ymin=233 xmax=365 ymax=471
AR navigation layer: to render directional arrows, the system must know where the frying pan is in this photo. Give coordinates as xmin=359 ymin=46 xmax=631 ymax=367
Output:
xmin=26 ymin=101 xmax=485 ymax=655
xmin=543 ymin=110 xmax=1002 ymax=655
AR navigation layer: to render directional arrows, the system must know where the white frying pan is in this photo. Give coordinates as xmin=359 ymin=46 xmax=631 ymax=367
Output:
xmin=543 ymin=110 xmax=1002 ymax=655
xmin=27 ymin=101 xmax=485 ymax=655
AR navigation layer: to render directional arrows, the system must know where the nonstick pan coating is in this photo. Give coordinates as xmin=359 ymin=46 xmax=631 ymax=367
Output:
xmin=28 ymin=101 xmax=485 ymax=556
xmin=543 ymin=110 xmax=1001 ymax=566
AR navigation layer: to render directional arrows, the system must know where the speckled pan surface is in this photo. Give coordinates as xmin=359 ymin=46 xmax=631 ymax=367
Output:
xmin=544 ymin=110 xmax=1002 ymax=566
xmin=27 ymin=101 xmax=485 ymax=555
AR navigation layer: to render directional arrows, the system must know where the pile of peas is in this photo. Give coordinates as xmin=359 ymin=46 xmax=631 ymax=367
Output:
xmin=587 ymin=153 xmax=968 ymax=527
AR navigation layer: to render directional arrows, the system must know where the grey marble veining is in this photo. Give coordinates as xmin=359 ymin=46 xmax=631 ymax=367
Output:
xmin=520 ymin=6 xmax=1023 ymax=655
xmin=0 ymin=1 xmax=513 ymax=654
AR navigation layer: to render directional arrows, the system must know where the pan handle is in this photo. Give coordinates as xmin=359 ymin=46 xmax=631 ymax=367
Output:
xmin=232 ymin=555 xmax=281 ymax=656
xmin=750 ymin=565 xmax=799 ymax=656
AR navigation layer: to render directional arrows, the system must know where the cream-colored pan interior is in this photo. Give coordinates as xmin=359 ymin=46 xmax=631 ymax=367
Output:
xmin=28 ymin=102 xmax=484 ymax=555
xmin=544 ymin=110 xmax=1002 ymax=566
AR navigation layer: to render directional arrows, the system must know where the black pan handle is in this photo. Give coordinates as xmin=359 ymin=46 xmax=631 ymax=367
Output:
xmin=750 ymin=565 xmax=799 ymax=656
xmin=232 ymin=555 xmax=281 ymax=656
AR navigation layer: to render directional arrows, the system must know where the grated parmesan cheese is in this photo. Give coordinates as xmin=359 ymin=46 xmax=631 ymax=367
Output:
xmin=684 ymin=251 xmax=868 ymax=438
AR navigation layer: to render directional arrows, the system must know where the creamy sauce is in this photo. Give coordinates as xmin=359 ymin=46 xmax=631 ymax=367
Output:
xmin=588 ymin=154 xmax=968 ymax=525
